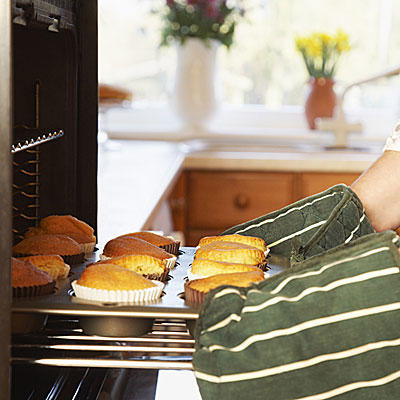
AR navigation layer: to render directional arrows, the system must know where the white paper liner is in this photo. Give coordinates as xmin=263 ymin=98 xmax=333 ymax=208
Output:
xmin=187 ymin=268 xmax=271 ymax=281
xmin=81 ymin=242 xmax=96 ymax=254
xmin=71 ymin=280 xmax=164 ymax=303
xmin=99 ymin=254 xmax=176 ymax=270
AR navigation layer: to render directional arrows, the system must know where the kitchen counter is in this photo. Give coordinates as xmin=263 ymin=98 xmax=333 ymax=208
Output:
xmin=97 ymin=138 xmax=381 ymax=244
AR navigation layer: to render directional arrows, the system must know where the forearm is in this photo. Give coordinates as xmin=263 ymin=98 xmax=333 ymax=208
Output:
xmin=351 ymin=150 xmax=400 ymax=231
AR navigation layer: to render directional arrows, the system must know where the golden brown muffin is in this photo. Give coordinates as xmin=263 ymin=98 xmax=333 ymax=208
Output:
xmin=25 ymin=215 xmax=96 ymax=253
xmin=194 ymin=241 xmax=265 ymax=265
xmin=191 ymin=258 xmax=261 ymax=277
xmin=77 ymin=264 xmax=156 ymax=291
xmin=12 ymin=257 xmax=55 ymax=297
xmin=94 ymin=254 xmax=169 ymax=281
xmin=119 ymin=232 xmax=180 ymax=255
xmin=20 ymin=255 xmax=70 ymax=280
xmin=185 ymin=270 xmax=265 ymax=304
xmin=198 ymin=234 xmax=266 ymax=251
xmin=13 ymin=234 xmax=84 ymax=265
xmin=102 ymin=236 xmax=173 ymax=260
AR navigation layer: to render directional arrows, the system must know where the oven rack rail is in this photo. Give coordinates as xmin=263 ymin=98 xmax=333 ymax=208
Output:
xmin=12 ymin=317 xmax=195 ymax=371
xmin=11 ymin=129 xmax=64 ymax=153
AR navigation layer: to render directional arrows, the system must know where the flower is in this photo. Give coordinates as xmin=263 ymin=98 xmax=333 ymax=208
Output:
xmin=160 ymin=0 xmax=244 ymax=48
xmin=295 ymin=30 xmax=351 ymax=79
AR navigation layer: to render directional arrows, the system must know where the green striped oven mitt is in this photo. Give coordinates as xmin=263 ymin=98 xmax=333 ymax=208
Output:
xmin=193 ymin=230 xmax=400 ymax=399
xmin=223 ymin=184 xmax=374 ymax=263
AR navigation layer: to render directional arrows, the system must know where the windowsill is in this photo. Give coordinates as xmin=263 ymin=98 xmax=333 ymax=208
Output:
xmin=100 ymin=103 xmax=397 ymax=148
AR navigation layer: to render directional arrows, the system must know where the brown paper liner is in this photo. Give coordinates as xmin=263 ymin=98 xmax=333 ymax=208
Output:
xmin=144 ymin=269 xmax=170 ymax=282
xmin=159 ymin=241 xmax=180 ymax=256
xmin=184 ymin=281 xmax=207 ymax=304
xmin=13 ymin=280 xmax=55 ymax=298
xmin=257 ymin=260 xmax=270 ymax=272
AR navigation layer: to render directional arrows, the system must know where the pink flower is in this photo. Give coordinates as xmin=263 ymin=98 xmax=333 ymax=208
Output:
xmin=204 ymin=0 xmax=220 ymax=19
xmin=166 ymin=0 xmax=175 ymax=6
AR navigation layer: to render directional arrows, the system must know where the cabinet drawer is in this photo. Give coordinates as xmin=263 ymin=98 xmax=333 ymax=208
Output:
xmin=187 ymin=171 xmax=296 ymax=229
xmin=299 ymin=172 xmax=361 ymax=198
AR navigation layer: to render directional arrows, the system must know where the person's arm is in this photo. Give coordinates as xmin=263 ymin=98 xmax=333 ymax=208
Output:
xmin=351 ymin=123 xmax=400 ymax=232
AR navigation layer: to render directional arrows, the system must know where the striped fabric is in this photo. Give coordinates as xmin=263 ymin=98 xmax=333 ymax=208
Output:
xmin=193 ymin=231 xmax=400 ymax=400
xmin=222 ymin=184 xmax=374 ymax=262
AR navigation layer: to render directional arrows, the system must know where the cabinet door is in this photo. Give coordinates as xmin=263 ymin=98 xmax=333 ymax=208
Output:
xmin=299 ymin=172 xmax=361 ymax=198
xmin=187 ymin=171 xmax=296 ymax=230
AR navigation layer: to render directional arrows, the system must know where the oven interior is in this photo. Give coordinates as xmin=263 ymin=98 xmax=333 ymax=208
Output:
xmin=10 ymin=1 xmax=197 ymax=398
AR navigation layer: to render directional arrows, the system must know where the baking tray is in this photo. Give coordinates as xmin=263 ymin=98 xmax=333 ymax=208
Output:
xmin=12 ymin=247 xmax=286 ymax=336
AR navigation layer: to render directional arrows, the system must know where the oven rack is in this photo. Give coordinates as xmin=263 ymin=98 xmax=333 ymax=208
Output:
xmin=12 ymin=316 xmax=195 ymax=370
xmin=11 ymin=129 xmax=64 ymax=153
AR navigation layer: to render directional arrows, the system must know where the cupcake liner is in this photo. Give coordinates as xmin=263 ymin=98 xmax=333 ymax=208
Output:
xmin=184 ymin=281 xmax=207 ymax=304
xmin=144 ymin=269 xmax=170 ymax=282
xmin=81 ymin=242 xmax=96 ymax=254
xmin=160 ymin=241 xmax=180 ymax=256
xmin=62 ymin=253 xmax=85 ymax=265
xmin=165 ymin=256 xmax=177 ymax=270
xmin=13 ymin=281 xmax=55 ymax=298
xmin=71 ymin=280 xmax=164 ymax=304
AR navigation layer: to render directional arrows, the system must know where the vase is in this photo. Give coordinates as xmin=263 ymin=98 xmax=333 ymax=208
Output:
xmin=172 ymin=38 xmax=220 ymax=131
xmin=304 ymin=77 xmax=336 ymax=130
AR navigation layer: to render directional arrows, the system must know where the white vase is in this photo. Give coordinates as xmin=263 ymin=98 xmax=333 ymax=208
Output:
xmin=172 ymin=38 xmax=219 ymax=131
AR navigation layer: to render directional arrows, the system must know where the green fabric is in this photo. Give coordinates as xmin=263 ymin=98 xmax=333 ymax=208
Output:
xmin=193 ymin=231 xmax=400 ymax=400
xmin=222 ymin=184 xmax=375 ymax=262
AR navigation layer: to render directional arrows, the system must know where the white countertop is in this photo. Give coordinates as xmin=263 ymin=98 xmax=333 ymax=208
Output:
xmin=97 ymin=138 xmax=382 ymax=244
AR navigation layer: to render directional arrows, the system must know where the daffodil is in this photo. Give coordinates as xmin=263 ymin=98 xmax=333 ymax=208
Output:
xmin=295 ymin=30 xmax=351 ymax=79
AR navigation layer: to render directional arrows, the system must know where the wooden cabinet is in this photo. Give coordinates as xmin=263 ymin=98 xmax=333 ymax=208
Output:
xmin=169 ymin=169 xmax=363 ymax=246
xmin=299 ymin=172 xmax=361 ymax=198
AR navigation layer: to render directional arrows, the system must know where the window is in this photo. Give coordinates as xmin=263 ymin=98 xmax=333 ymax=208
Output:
xmin=99 ymin=0 xmax=400 ymax=136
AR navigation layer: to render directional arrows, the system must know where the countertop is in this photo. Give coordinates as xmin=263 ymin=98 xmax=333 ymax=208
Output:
xmin=97 ymin=138 xmax=382 ymax=244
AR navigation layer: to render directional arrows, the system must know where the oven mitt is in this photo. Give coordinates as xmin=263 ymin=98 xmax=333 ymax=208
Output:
xmin=222 ymin=184 xmax=375 ymax=264
xmin=193 ymin=230 xmax=400 ymax=400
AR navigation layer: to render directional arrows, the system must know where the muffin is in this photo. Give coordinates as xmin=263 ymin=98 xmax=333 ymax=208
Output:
xmin=93 ymin=254 xmax=169 ymax=281
xmin=12 ymin=257 xmax=55 ymax=297
xmin=101 ymin=236 xmax=176 ymax=268
xmin=190 ymin=258 xmax=261 ymax=279
xmin=194 ymin=241 xmax=267 ymax=268
xmin=118 ymin=232 xmax=180 ymax=255
xmin=72 ymin=263 xmax=164 ymax=303
xmin=198 ymin=234 xmax=267 ymax=252
xmin=20 ymin=255 xmax=70 ymax=280
xmin=13 ymin=234 xmax=84 ymax=265
xmin=184 ymin=270 xmax=265 ymax=304
xmin=25 ymin=215 xmax=96 ymax=253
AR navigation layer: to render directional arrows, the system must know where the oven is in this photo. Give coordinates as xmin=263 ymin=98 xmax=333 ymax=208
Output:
xmin=0 ymin=1 xmax=201 ymax=398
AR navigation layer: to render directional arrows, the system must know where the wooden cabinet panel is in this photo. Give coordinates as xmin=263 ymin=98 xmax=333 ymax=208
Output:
xmin=187 ymin=171 xmax=296 ymax=230
xmin=299 ymin=172 xmax=361 ymax=199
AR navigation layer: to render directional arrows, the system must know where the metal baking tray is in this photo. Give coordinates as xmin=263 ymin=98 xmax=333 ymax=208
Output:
xmin=12 ymin=247 xmax=286 ymax=336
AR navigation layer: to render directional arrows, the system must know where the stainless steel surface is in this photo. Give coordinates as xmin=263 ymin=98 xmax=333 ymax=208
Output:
xmin=0 ymin=0 xmax=12 ymax=398
xmin=12 ymin=247 xmax=202 ymax=320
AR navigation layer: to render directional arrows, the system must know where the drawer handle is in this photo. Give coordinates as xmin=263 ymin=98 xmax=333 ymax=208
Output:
xmin=234 ymin=194 xmax=249 ymax=209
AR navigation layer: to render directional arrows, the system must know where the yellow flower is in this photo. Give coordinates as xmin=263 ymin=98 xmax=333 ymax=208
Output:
xmin=294 ymin=30 xmax=351 ymax=78
xmin=335 ymin=29 xmax=351 ymax=52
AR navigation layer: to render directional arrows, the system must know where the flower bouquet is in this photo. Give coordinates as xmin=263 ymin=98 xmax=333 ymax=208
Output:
xmin=295 ymin=30 xmax=351 ymax=129
xmin=160 ymin=0 xmax=244 ymax=49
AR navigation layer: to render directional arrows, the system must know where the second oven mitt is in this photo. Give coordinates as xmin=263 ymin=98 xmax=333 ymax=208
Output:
xmin=222 ymin=184 xmax=375 ymax=263
xmin=193 ymin=230 xmax=400 ymax=400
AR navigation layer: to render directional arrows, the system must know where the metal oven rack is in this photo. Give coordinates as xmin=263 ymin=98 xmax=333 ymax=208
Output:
xmin=12 ymin=128 xmax=64 ymax=241
xmin=11 ymin=248 xmax=201 ymax=371
xmin=11 ymin=249 xmax=284 ymax=372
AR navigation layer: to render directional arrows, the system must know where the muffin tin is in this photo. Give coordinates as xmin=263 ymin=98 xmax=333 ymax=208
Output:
xmin=12 ymin=247 xmax=286 ymax=337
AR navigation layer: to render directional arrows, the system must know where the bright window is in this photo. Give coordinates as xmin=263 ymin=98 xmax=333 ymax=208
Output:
xmin=99 ymin=0 xmax=400 ymax=132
